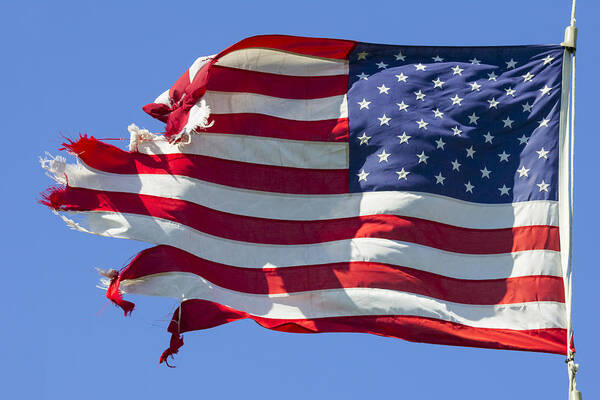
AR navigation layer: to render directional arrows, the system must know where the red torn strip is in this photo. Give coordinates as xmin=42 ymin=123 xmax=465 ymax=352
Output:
xmin=160 ymin=298 xmax=570 ymax=365
xmin=106 ymin=274 xmax=135 ymax=316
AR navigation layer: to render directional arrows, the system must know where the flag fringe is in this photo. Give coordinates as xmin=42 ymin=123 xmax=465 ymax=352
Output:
xmin=40 ymin=152 xmax=135 ymax=317
xmin=39 ymin=147 xmax=72 ymax=210
xmin=39 ymin=186 xmax=68 ymax=210
xmin=169 ymin=98 xmax=214 ymax=146
xmin=127 ymin=124 xmax=160 ymax=152
xmin=39 ymin=152 xmax=67 ymax=185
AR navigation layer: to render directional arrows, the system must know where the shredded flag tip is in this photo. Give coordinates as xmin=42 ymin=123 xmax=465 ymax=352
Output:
xmin=95 ymin=267 xmax=135 ymax=316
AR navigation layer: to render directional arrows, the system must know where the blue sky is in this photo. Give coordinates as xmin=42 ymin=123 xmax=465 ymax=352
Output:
xmin=2 ymin=1 xmax=598 ymax=398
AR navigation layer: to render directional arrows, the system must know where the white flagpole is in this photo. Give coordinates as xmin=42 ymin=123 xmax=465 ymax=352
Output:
xmin=560 ymin=0 xmax=579 ymax=399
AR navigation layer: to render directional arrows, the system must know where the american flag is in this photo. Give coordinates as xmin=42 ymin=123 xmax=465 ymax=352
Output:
xmin=41 ymin=35 xmax=570 ymax=363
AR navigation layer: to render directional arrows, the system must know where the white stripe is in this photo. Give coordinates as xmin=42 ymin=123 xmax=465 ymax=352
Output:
xmin=63 ymin=163 xmax=559 ymax=229
xmin=153 ymin=89 xmax=171 ymax=106
xmin=134 ymin=133 xmax=348 ymax=169
xmin=120 ymin=272 xmax=566 ymax=330
xmin=65 ymin=211 xmax=562 ymax=280
xmin=188 ymin=55 xmax=215 ymax=82
xmin=215 ymin=48 xmax=349 ymax=77
xmin=204 ymin=90 xmax=348 ymax=120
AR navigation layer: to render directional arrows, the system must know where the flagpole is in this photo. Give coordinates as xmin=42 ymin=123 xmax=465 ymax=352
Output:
xmin=560 ymin=0 xmax=579 ymax=399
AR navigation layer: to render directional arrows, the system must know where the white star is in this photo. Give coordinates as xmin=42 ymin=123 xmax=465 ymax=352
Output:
xmin=452 ymin=65 xmax=464 ymax=75
xmin=488 ymin=97 xmax=499 ymax=108
xmin=539 ymin=85 xmax=552 ymax=96
xmin=377 ymin=149 xmax=391 ymax=163
xmin=417 ymin=151 xmax=429 ymax=164
xmin=358 ymin=132 xmax=371 ymax=145
xmin=469 ymin=57 xmax=481 ymax=65
xmin=498 ymin=185 xmax=511 ymax=196
xmin=357 ymin=169 xmax=369 ymax=182
xmin=505 ymin=87 xmax=516 ymax=97
xmin=395 ymin=73 xmax=408 ymax=83
xmin=435 ymin=137 xmax=446 ymax=150
xmin=397 ymin=132 xmax=412 ymax=144
xmin=466 ymin=146 xmax=476 ymax=158
xmin=483 ymin=132 xmax=494 ymax=143
xmin=415 ymin=63 xmax=427 ymax=71
xmin=358 ymin=98 xmax=371 ymax=110
xmin=469 ymin=81 xmax=482 ymax=91
xmin=395 ymin=51 xmax=406 ymax=61
xmin=434 ymin=172 xmax=446 ymax=185
xmin=396 ymin=101 xmax=409 ymax=111
xmin=432 ymin=55 xmax=444 ymax=62
xmin=432 ymin=77 xmax=445 ymax=88
xmin=522 ymin=72 xmax=535 ymax=82
xmin=378 ymin=84 xmax=390 ymax=94
xmin=414 ymin=90 xmax=426 ymax=101
xmin=396 ymin=168 xmax=410 ymax=181
xmin=537 ymin=180 xmax=550 ymax=192
xmin=378 ymin=114 xmax=391 ymax=126
xmin=468 ymin=113 xmax=479 ymax=125
xmin=450 ymin=94 xmax=463 ymax=106
xmin=488 ymin=71 xmax=498 ymax=81
xmin=502 ymin=116 xmax=514 ymax=128
xmin=536 ymin=147 xmax=549 ymax=159
xmin=517 ymin=134 xmax=529 ymax=145
xmin=542 ymin=55 xmax=554 ymax=65
xmin=451 ymin=159 xmax=461 ymax=171
xmin=356 ymin=52 xmax=369 ymax=60
xmin=464 ymin=181 xmax=475 ymax=193
xmin=433 ymin=108 xmax=444 ymax=119
xmin=480 ymin=166 xmax=491 ymax=179
xmin=416 ymin=119 xmax=429 ymax=129
xmin=538 ymin=118 xmax=550 ymax=128
xmin=452 ymin=126 xmax=462 ymax=136
xmin=517 ymin=165 xmax=530 ymax=177
xmin=498 ymin=151 xmax=510 ymax=162
xmin=522 ymin=102 xmax=533 ymax=113
xmin=505 ymin=59 xmax=517 ymax=69
xmin=376 ymin=61 xmax=388 ymax=69
xmin=357 ymin=72 xmax=369 ymax=80
xmin=398 ymin=132 xmax=411 ymax=144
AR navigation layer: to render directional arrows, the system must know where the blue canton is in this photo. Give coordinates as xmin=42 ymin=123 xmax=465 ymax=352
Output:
xmin=348 ymin=44 xmax=564 ymax=203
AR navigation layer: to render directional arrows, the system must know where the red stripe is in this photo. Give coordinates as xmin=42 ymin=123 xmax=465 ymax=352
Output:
xmin=216 ymin=34 xmax=356 ymax=60
xmin=62 ymin=136 xmax=348 ymax=194
xmin=168 ymin=69 xmax=191 ymax=105
xmin=120 ymin=245 xmax=565 ymax=304
xmin=49 ymin=186 xmax=560 ymax=253
xmin=206 ymin=65 xmax=348 ymax=99
xmin=205 ymin=114 xmax=349 ymax=142
xmin=167 ymin=299 xmax=568 ymax=355
xmin=142 ymin=103 xmax=171 ymax=123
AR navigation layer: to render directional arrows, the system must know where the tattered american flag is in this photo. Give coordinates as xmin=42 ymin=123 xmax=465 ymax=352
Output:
xmin=41 ymin=35 xmax=572 ymax=363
